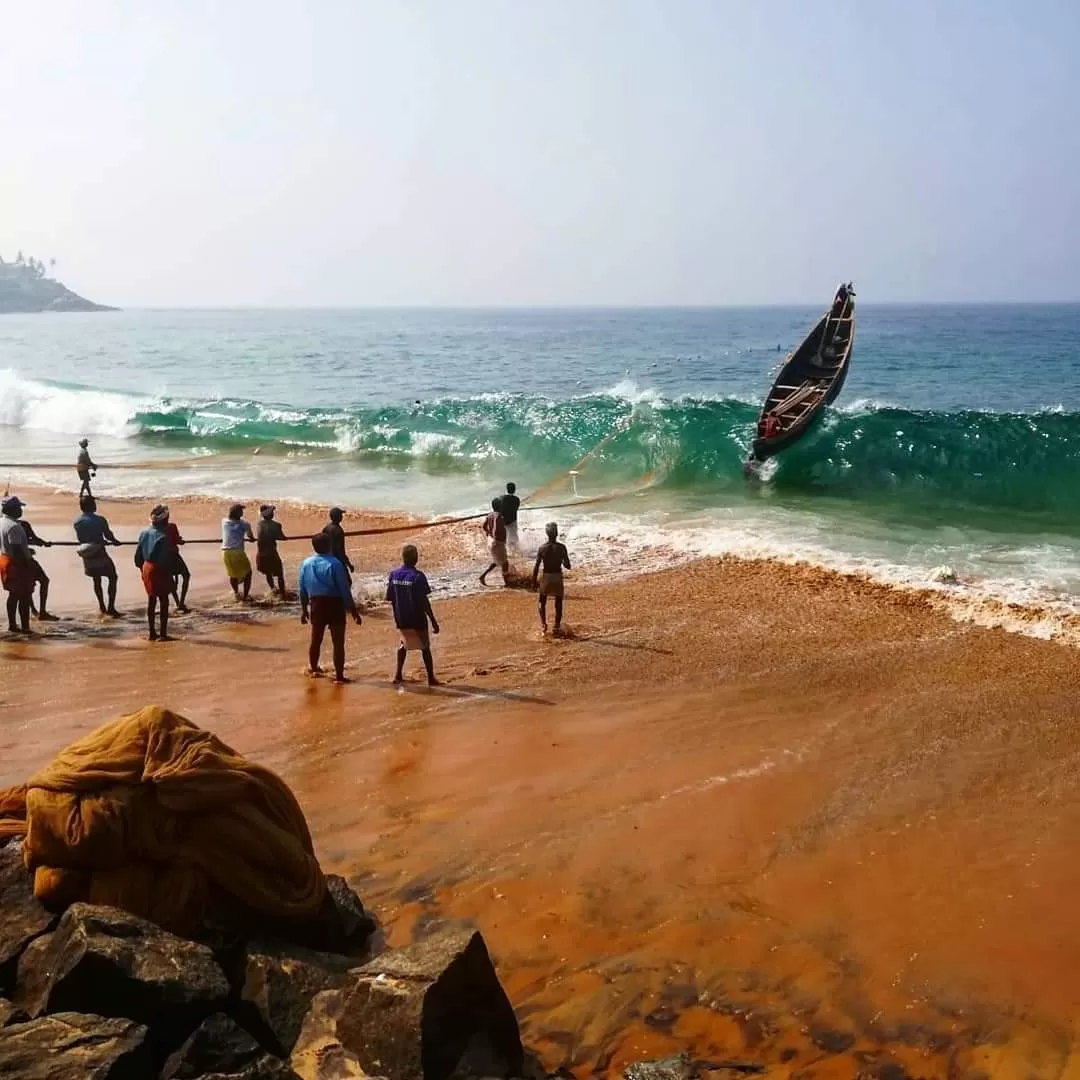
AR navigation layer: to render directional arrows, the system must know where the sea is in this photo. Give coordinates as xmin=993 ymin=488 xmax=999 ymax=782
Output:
xmin=1 ymin=305 xmax=1079 ymax=633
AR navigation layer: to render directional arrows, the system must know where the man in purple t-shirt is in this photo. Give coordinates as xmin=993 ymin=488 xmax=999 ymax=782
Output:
xmin=386 ymin=544 xmax=440 ymax=686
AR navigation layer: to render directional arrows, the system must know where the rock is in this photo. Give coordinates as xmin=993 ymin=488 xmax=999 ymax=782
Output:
xmin=161 ymin=1012 xmax=264 ymax=1078
xmin=201 ymin=1055 xmax=301 ymax=1078
xmin=1 ymin=997 xmax=25 ymax=1027
xmin=290 ymin=990 xmax=376 ymax=1080
xmin=325 ymin=875 xmax=378 ymax=956
xmin=0 ymin=842 xmax=57 ymax=995
xmin=929 ymin=565 xmax=959 ymax=585
xmin=624 ymin=1054 xmax=695 ymax=1080
xmin=13 ymin=903 xmax=230 ymax=1058
xmin=241 ymin=944 xmax=354 ymax=1056
xmin=0 ymin=1011 xmax=153 ymax=1079
xmin=332 ymin=926 xmax=523 ymax=1080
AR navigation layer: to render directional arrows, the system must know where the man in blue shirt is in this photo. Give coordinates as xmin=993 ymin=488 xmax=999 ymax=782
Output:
xmin=298 ymin=533 xmax=360 ymax=683
xmin=73 ymin=496 xmax=121 ymax=617
xmin=386 ymin=544 xmax=440 ymax=687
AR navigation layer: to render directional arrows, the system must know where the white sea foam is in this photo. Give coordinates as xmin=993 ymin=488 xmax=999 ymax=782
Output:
xmin=0 ymin=369 xmax=144 ymax=437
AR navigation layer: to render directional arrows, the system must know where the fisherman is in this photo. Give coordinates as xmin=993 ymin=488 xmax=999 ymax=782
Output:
xmin=386 ymin=543 xmax=440 ymax=687
xmin=20 ymin=514 xmax=57 ymax=621
xmin=762 ymin=411 xmax=783 ymax=439
xmin=134 ymin=505 xmax=173 ymax=642
xmin=256 ymin=504 xmax=288 ymax=597
xmin=479 ymin=499 xmax=509 ymax=587
xmin=165 ymin=514 xmax=191 ymax=613
xmin=532 ymin=522 xmax=572 ymax=635
xmin=831 ymin=282 xmax=849 ymax=318
xmin=77 ymin=439 xmax=97 ymax=498
xmin=0 ymin=496 xmax=34 ymax=634
xmin=298 ymin=532 xmax=361 ymax=683
xmin=221 ymin=503 xmax=255 ymax=601
xmin=73 ymin=495 xmax=121 ymax=617
xmin=497 ymin=481 xmax=521 ymax=550
xmin=321 ymin=507 xmax=354 ymax=582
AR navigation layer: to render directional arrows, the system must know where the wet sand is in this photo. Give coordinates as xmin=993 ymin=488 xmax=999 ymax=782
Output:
xmin=3 ymin=490 xmax=1080 ymax=1077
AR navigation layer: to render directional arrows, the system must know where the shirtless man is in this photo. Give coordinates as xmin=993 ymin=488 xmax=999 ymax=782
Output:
xmin=532 ymin=521 xmax=571 ymax=635
xmin=480 ymin=499 xmax=509 ymax=587
xmin=21 ymin=516 xmax=57 ymax=620
xmin=77 ymin=439 xmax=97 ymax=498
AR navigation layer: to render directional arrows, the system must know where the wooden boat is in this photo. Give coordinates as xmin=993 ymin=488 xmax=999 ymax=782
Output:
xmin=749 ymin=283 xmax=856 ymax=462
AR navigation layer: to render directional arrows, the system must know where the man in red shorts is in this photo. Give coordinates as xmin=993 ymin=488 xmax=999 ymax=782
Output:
xmin=0 ymin=495 xmax=34 ymax=634
xmin=134 ymin=504 xmax=174 ymax=641
xmin=298 ymin=533 xmax=361 ymax=683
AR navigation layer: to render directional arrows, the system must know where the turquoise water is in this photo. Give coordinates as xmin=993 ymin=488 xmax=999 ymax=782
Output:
xmin=1 ymin=305 xmax=1079 ymax=619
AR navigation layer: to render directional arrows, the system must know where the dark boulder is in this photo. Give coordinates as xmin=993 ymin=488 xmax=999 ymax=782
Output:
xmin=240 ymin=943 xmax=353 ymax=1056
xmin=328 ymin=925 xmax=523 ymax=1080
xmin=200 ymin=1055 xmax=301 ymax=1078
xmin=324 ymin=875 xmax=378 ymax=956
xmin=0 ymin=997 xmax=24 ymax=1027
xmin=13 ymin=903 xmax=230 ymax=1057
xmin=161 ymin=1012 xmax=264 ymax=1078
xmin=0 ymin=842 xmax=56 ymax=995
xmin=0 ymin=1011 xmax=153 ymax=1079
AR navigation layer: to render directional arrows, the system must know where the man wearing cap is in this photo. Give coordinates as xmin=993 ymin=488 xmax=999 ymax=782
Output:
xmin=256 ymin=504 xmax=288 ymax=597
xmin=73 ymin=495 xmax=122 ymax=617
xmin=221 ymin=503 xmax=256 ymax=600
xmin=134 ymin=505 xmax=173 ymax=641
xmin=321 ymin=507 xmax=354 ymax=582
xmin=0 ymin=495 xmax=34 ymax=634
xmin=76 ymin=439 xmax=97 ymax=498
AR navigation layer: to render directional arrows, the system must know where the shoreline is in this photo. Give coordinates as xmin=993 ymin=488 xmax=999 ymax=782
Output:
xmin=4 ymin=489 xmax=1080 ymax=1074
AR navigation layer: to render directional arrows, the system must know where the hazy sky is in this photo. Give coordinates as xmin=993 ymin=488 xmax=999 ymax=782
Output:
xmin=2 ymin=1 xmax=1078 ymax=306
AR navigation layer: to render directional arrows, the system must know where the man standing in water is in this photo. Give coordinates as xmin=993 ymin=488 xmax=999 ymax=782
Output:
xmin=497 ymin=481 xmax=521 ymax=550
xmin=76 ymin=439 xmax=97 ymax=498
xmin=73 ymin=496 xmax=121 ymax=616
xmin=256 ymin=504 xmax=288 ymax=597
xmin=134 ymin=505 xmax=173 ymax=641
xmin=221 ymin=503 xmax=255 ymax=601
xmin=321 ymin=507 xmax=354 ymax=582
xmin=532 ymin=521 xmax=572 ymax=635
xmin=299 ymin=533 xmax=361 ymax=683
xmin=387 ymin=544 xmax=440 ymax=686
xmin=0 ymin=496 xmax=33 ymax=634
xmin=479 ymin=499 xmax=509 ymax=587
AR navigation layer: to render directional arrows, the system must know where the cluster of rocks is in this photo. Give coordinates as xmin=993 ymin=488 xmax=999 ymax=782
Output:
xmin=0 ymin=842 xmax=526 ymax=1080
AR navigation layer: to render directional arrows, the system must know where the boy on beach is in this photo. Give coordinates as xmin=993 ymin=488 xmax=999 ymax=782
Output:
xmin=321 ymin=507 xmax=354 ymax=583
xmin=480 ymin=499 xmax=509 ymax=587
xmin=77 ymin=438 xmax=97 ymax=498
xmin=387 ymin=544 xmax=440 ymax=686
xmin=73 ymin=496 xmax=121 ymax=617
xmin=21 ymin=515 xmax=57 ymax=621
xmin=497 ymin=481 xmax=521 ymax=551
xmin=221 ymin=503 xmax=255 ymax=600
xmin=256 ymin=504 xmax=288 ymax=597
xmin=0 ymin=495 xmax=33 ymax=634
xmin=532 ymin=521 xmax=571 ymax=635
xmin=166 ymin=514 xmax=191 ymax=613
xmin=299 ymin=533 xmax=361 ymax=683
xmin=134 ymin=504 xmax=173 ymax=642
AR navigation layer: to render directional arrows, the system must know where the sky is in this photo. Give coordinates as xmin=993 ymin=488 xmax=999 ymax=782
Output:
xmin=1 ymin=0 xmax=1078 ymax=307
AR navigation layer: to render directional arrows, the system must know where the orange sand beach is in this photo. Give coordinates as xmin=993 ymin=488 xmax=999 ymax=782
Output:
xmin=3 ymin=487 xmax=1080 ymax=1077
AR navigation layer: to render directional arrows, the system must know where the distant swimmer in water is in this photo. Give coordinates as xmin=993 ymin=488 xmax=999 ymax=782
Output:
xmin=256 ymin=504 xmax=288 ymax=597
xmin=77 ymin=439 xmax=97 ymax=498
xmin=73 ymin=496 xmax=121 ymax=617
xmin=134 ymin=504 xmax=174 ymax=642
xmin=480 ymin=499 xmax=509 ymax=587
xmin=221 ymin=503 xmax=255 ymax=601
xmin=387 ymin=544 xmax=440 ymax=687
xmin=532 ymin=522 xmax=571 ymax=636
